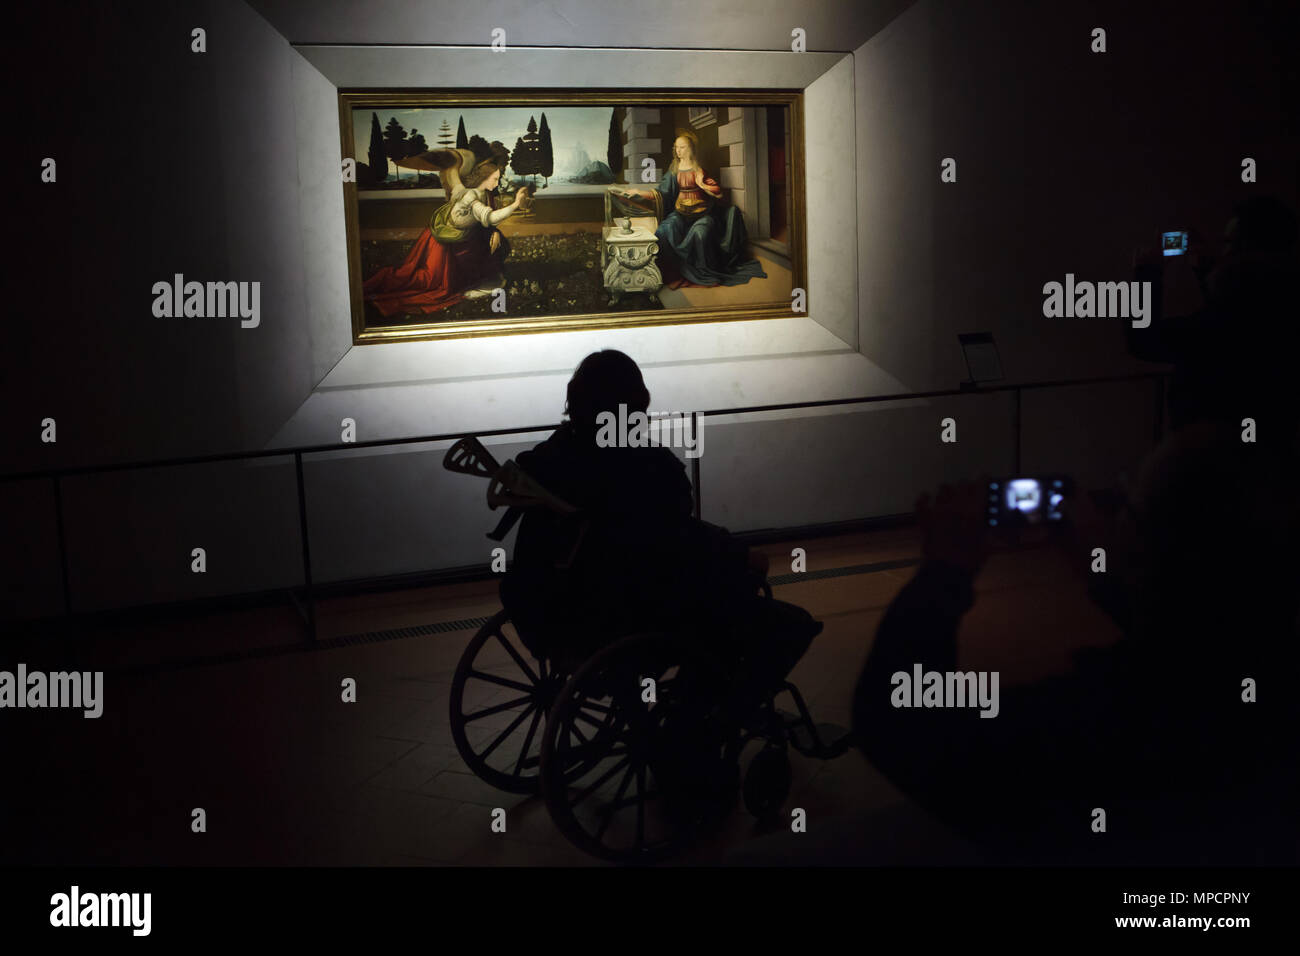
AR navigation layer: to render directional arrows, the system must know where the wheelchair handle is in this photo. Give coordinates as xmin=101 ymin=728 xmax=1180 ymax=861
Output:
xmin=486 ymin=460 xmax=580 ymax=515
xmin=443 ymin=436 xmax=501 ymax=478
xmin=443 ymin=437 xmax=580 ymax=515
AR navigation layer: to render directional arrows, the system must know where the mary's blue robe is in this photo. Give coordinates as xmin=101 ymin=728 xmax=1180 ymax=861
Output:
xmin=651 ymin=169 xmax=768 ymax=287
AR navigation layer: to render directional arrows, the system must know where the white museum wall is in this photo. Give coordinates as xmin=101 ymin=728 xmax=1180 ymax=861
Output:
xmin=5 ymin=0 xmax=1291 ymax=618
xmin=2 ymin=1 xmax=274 ymax=619
xmin=58 ymin=460 xmax=305 ymax=613
xmin=212 ymin=0 xmax=337 ymax=450
xmin=2 ymin=1 xmax=328 ymax=619
xmin=247 ymin=0 xmax=916 ymax=51
xmin=2 ymin=1 xmax=247 ymax=476
xmin=702 ymin=393 xmax=1016 ymax=533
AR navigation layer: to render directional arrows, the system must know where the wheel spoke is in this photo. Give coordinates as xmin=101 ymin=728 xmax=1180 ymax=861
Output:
xmin=597 ymin=763 xmax=638 ymax=841
xmin=463 ymin=695 xmax=533 ymax=723
xmin=513 ymin=707 xmax=543 ymax=778
xmin=494 ymin=630 xmax=539 ymax=684
xmin=468 ymin=669 xmax=534 ymax=694
xmin=479 ymin=704 xmax=535 ymax=761
xmin=570 ymin=755 xmax=631 ymax=808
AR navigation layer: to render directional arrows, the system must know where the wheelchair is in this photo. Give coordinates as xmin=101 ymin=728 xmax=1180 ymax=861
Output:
xmin=442 ymin=437 xmax=852 ymax=863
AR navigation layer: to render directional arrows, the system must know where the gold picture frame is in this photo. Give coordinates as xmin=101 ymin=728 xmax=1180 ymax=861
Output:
xmin=339 ymin=90 xmax=806 ymax=344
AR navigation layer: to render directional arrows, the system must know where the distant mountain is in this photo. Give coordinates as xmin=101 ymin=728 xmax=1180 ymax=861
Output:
xmin=568 ymin=160 xmax=615 ymax=184
xmin=559 ymin=145 xmax=592 ymax=176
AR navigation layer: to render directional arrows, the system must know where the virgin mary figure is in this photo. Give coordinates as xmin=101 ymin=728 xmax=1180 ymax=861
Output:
xmin=363 ymin=144 xmax=532 ymax=317
xmin=612 ymin=128 xmax=767 ymax=288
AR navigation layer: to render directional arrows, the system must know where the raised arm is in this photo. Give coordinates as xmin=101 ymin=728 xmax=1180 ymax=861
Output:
xmin=464 ymin=187 xmax=529 ymax=228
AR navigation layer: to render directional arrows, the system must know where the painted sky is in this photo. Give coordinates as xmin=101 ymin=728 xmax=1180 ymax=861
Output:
xmin=353 ymin=106 xmax=616 ymax=178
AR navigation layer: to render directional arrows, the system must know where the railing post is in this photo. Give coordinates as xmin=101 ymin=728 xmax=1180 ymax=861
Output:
xmin=294 ymin=451 xmax=317 ymax=643
xmin=691 ymin=411 xmax=702 ymax=521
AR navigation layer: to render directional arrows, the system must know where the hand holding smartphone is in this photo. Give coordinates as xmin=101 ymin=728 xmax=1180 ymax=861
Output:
xmin=1161 ymin=230 xmax=1189 ymax=256
xmin=986 ymin=476 xmax=1073 ymax=528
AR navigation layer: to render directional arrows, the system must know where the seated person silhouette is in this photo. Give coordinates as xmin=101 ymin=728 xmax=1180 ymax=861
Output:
xmin=500 ymin=349 xmax=820 ymax=719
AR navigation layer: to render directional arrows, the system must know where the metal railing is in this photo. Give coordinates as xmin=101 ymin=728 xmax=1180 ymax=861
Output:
xmin=2 ymin=372 xmax=1168 ymax=638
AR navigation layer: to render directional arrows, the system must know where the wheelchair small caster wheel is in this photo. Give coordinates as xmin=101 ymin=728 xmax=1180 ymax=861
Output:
xmin=743 ymin=745 xmax=792 ymax=819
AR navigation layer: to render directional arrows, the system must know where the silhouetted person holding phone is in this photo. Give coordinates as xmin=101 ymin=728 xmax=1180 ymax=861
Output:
xmin=1130 ymin=196 xmax=1300 ymax=447
xmin=853 ymin=423 xmax=1299 ymax=864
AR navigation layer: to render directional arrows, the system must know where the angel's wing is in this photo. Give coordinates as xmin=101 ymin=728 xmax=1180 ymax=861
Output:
xmin=421 ymin=148 xmax=476 ymax=198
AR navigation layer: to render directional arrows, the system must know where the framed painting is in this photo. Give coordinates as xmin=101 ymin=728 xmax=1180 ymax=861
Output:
xmin=338 ymin=90 xmax=806 ymax=343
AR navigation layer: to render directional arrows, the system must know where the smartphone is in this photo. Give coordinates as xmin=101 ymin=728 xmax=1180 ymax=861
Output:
xmin=1161 ymin=230 xmax=1189 ymax=257
xmin=987 ymin=477 xmax=1071 ymax=526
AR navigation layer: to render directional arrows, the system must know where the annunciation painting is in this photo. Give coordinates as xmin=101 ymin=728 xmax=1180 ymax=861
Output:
xmin=339 ymin=91 xmax=805 ymax=342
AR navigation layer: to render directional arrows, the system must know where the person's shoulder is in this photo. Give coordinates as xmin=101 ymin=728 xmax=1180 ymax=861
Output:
xmin=518 ymin=424 xmax=577 ymax=468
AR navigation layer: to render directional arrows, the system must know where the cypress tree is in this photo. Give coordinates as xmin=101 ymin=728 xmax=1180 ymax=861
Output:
xmin=368 ymin=112 xmax=386 ymax=182
xmin=607 ymin=108 xmax=622 ymax=183
xmin=538 ymin=113 xmax=553 ymax=187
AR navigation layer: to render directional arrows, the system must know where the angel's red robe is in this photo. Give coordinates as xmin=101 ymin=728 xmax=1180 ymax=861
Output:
xmin=363 ymin=194 xmax=501 ymax=318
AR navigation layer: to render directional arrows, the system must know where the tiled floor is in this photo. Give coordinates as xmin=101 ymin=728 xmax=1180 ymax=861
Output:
xmin=4 ymin=527 xmax=1120 ymax=866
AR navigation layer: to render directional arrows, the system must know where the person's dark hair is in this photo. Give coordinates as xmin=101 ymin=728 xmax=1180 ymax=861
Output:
xmin=564 ymin=350 xmax=650 ymax=445
xmin=1229 ymin=196 xmax=1298 ymax=254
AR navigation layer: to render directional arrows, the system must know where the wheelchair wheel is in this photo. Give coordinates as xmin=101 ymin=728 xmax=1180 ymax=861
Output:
xmin=540 ymin=631 xmax=740 ymax=863
xmin=449 ymin=610 xmax=572 ymax=794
